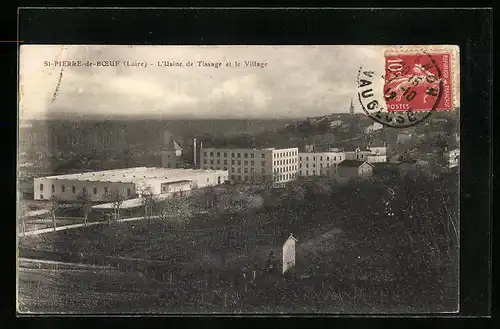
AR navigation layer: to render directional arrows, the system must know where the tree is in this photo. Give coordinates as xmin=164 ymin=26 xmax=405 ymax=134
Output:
xmin=49 ymin=195 xmax=60 ymax=231
xmin=76 ymin=188 xmax=92 ymax=226
xmin=105 ymin=188 xmax=124 ymax=223
xmin=18 ymin=201 xmax=28 ymax=235
xmin=138 ymin=184 xmax=157 ymax=222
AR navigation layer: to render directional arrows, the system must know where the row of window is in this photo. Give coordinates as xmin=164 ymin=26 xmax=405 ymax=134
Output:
xmin=273 ymin=151 xmax=297 ymax=158
xmin=203 ymin=150 xmax=298 ymax=159
xmin=299 ymin=163 xmax=339 ymax=169
xmin=299 ymin=170 xmax=318 ymax=176
xmin=273 ymin=165 xmax=297 ymax=174
xmin=204 ymin=151 xmax=265 ymax=159
xmin=204 ymin=159 xmax=267 ymax=166
xmin=39 ymin=183 xmax=132 ymax=196
xmin=202 ymin=165 xmax=266 ymax=174
xmin=274 ymin=173 xmax=297 ymax=181
xmin=273 ymin=158 xmax=296 ymax=166
xmin=299 ymin=155 xmax=343 ymax=162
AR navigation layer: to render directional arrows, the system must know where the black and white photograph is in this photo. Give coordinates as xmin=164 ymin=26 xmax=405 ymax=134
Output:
xmin=17 ymin=45 xmax=460 ymax=314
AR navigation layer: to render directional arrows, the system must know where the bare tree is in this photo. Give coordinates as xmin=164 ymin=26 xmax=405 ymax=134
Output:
xmin=76 ymin=188 xmax=92 ymax=226
xmin=105 ymin=189 xmax=124 ymax=222
xmin=49 ymin=196 xmax=60 ymax=231
xmin=138 ymin=184 xmax=157 ymax=222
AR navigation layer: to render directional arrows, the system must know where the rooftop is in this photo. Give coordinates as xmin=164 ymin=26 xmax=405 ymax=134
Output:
xmin=338 ymin=160 xmax=371 ymax=167
xmin=164 ymin=139 xmax=183 ymax=151
xmin=39 ymin=167 xmax=226 ymax=185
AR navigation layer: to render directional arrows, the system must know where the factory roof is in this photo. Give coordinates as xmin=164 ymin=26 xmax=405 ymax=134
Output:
xmin=39 ymin=167 xmax=226 ymax=185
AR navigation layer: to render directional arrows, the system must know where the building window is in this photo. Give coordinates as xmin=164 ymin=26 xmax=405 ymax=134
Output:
xmin=251 ymin=153 xmax=255 ymax=158
xmin=72 ymin=186 xmax=76 ymax=194
xmin=313 ymin=157 xmax=316 ymax=161
xmin=232 ymin=152 xmax=235 ymax=157
xmin=224 ymin=152 xmax=227 ymax=157
xmin=217 ymin=152 xmax=220 ymax=157
xmin=104 ymin=187 xmax=108 ymax=194
xmin=299 ymin=157 xmax=302 ymax=161
xmin=51 ymin=184 xmax=55 ymax=193
xmin=262 ymin=154 xmax=265 ymax=159
xmin=339 ymin=156 xmax=342 ymax=160
xmin=210 ymin=152 xmax=214 ymax=157
xmin=261 ymin=168 xmax=265 ymax=173
xmin=237 ymin=153 xmax=241 ymax=158
xmin=224 ymin=159 xmax=227 ymax=165
xmin=320 ymin=163 xmax=323 ymax=168
xmin=61 ymin=185 xmax=65 ymax=192
xmin=82 ymin=187 xmax=87 ymax=194
xmin=40 ymin=194 xmax=44 ymax=199
xmin=306 ymin=164 xmax=309 ymax=168
xmin=334 ymin=156 xmax=336 ymax=161
xmin=232 ymin=168 xmax=235 ymax=173
xmin=237 ymin=168 xmax=241 ymax=173
xmin=244 ymin=168 xmax=248 ymax=173
xmin=224 ymin=167 xmax=228 ymax=171
xmin=237 ymin=160 xmax=241 ymax=165
xmin=313 ymin=163 xmax=316 ymax=168
xmin=40 ymin=183 xmax=43 ymax=191
xmin=299 ymin=164 xmax=302 ymax=168
xmin=93 ymin=187 xmax=97 ymax=194
xmin=244 ymin=153 xmax=248 ymax=158
xmin=204 ymin=152 xmax=207 ymax=156
xmin=217 ymin=159 xmax=220 ymax=164
xmin=251 ymin=160 xmax=255 ymax=166
xmin=232 ymin=160 xmax=235 ymax=165
xmin=320 ymin=156 xmax=323 ymax=161
xmin=210 ymin=159 xmax=214 ymax=164
xmin=204 ymin=159 xmax=207 ymax=164
xmin=244 ymin=160 xmax=248 ymax=165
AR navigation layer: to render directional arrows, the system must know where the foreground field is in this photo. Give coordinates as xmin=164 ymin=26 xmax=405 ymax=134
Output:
xmin=18 ymin=174 xmax=459 ymax=313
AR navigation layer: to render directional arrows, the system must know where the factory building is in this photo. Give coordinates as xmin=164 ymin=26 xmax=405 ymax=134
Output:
xmin=298 ymin=151 xmax=346 ymax=177
xmin=33 ymin=167 xmax=229 ymax=202
xmin=200 ymin=147 xmax=299 ymax=184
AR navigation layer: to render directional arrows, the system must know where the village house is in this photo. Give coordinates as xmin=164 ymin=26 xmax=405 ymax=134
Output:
xmin=337 ymin=160 xmax=374 ymax=179
xmin=364 ymin=122 xmax=383 ymax=134
xmin=447 ymin=148 xmax=460 ymax=168
xmin=329 ymin=120 xmax=343 ymax=128
xmin=397 ymin=133 xmax=413 ymax=144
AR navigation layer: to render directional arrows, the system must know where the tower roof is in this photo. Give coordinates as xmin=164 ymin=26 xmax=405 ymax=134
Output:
xmin=164 ymin=139 xmax=183 ymax=151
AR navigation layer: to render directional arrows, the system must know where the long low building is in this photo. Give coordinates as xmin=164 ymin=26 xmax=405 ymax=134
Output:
xmin=33 ymin=167 xmax=229 ymax=202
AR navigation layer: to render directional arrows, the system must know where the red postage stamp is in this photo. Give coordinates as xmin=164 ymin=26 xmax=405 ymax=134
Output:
xmin=383 ymin=51 xmax=453 ymax=112
xmin=357 ymin=45 xmax=459 ymax=128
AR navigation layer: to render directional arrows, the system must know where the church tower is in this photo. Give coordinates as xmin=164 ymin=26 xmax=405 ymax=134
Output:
xmin=349 ymin=98 xmax=355 ymax=115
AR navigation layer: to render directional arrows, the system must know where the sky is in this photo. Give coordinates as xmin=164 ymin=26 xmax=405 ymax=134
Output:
xmin=19 ymin=45 xmax=385 ymax=120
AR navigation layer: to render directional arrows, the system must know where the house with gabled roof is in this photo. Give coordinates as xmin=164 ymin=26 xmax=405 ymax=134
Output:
xmin=161 ymin=137 xmax=183 ymax=169
xmin=337 ymin=160 xmax=374 ymax=178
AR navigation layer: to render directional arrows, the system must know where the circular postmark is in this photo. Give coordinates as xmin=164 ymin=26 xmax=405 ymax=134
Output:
xmin=357 ymin=52 xmax=444 ymax=128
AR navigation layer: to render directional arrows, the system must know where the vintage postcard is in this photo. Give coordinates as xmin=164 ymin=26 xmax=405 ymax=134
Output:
xmin=17 ymin=45 xmax=460 ymax=314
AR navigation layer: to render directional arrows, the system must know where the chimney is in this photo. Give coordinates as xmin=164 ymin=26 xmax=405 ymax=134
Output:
xmin=193 ymin=137 xmax=197 ymax=168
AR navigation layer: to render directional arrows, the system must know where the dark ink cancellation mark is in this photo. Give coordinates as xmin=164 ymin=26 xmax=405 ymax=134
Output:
xmin=357 ymin=52 xmax=444 ymax=128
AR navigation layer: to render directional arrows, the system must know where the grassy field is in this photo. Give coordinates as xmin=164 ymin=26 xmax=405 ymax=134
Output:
xmin=18 ymin=174 xmax=459 ymax=313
